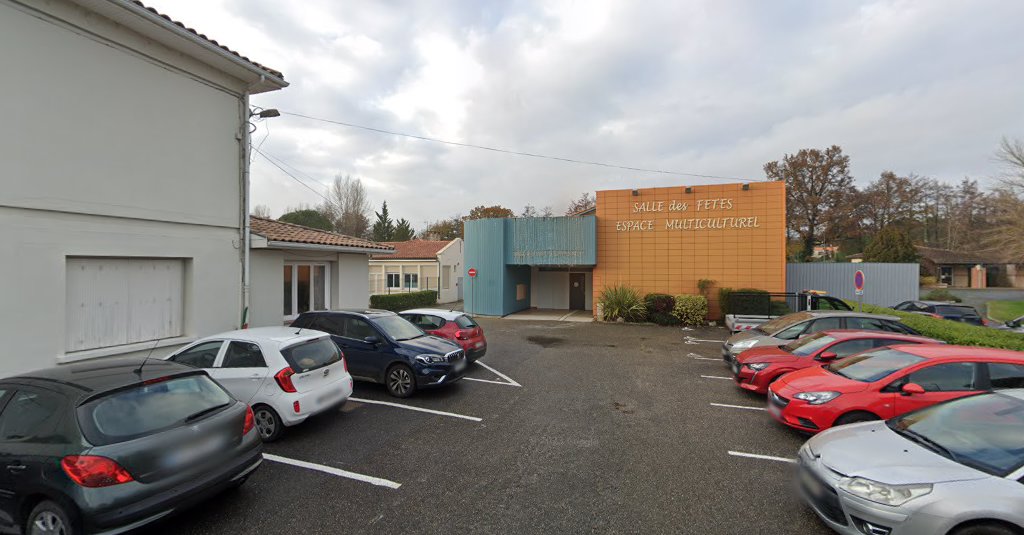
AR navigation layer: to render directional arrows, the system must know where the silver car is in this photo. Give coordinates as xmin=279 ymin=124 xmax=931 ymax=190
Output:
xmin=721 ymin=311 xmax=914 ymax=364
xmin=798 ymin=390 xmax=1024 ymax=535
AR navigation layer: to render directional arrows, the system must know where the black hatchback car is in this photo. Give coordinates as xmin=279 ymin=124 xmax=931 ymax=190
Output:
xmin=0 ymin=358 xmax=261 ymax=535
xmin=892 ymin=300 xmax=987 ymax=326
xmin=291 ymin=309 xmax=466 ymax=398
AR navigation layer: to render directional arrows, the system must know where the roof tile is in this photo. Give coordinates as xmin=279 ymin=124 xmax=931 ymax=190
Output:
xmin=371 ymin=240 xmax=454 ymax=260
xmin=251 ymin=217 xmax=393 ymax=251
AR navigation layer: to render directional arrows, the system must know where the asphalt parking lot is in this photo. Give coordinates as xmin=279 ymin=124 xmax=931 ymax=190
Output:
xmin=157 ymin=319 xmax=829 ymax=534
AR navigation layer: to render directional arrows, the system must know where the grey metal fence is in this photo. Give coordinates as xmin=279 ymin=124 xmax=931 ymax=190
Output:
xmin=786 ymin=263 xmax=919 ymax=307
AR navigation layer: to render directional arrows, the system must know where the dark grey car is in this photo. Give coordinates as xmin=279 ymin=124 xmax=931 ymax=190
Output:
xmin=0 ymin=357 xmax=262 ymax=534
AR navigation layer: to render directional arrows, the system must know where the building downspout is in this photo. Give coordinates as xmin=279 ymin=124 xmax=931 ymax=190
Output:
xmin=239 ymin=78 xmax=262 ymax=328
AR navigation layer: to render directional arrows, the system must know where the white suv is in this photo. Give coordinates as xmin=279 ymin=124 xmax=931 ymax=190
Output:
xmin=165 ymin=327 xmax=353 ymax=441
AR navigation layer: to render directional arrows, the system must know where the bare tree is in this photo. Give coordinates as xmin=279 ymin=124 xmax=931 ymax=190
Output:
xmin=320 ymin=175 xmax=371 ymax=238
xmin=986 ymin=137 xmax=1024 ymax=261
xmin=251 ymin=204 xmax=272 ymax=219
xmin=566 ymin=192 xmax=595 ymax=215
xmin=860 ymin=172 xmax=926 ymax=235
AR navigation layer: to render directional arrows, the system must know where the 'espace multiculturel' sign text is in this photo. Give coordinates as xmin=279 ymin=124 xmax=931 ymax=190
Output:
xmin=614 ymin=197 xmax=761 ymax=232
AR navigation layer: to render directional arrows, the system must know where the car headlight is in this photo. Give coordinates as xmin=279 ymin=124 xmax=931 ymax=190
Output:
xmin=745 ymin=363 xmax=770 ymax=371
xmin=839 ymin=477 xmax=932 ymax=506
xmin=414 ymin=354 xmax=446 ymax=364
xmin=793 ymin=391 xmax=841 ymax=404
xmin=732 ymin=339 xmax=758 ymax=349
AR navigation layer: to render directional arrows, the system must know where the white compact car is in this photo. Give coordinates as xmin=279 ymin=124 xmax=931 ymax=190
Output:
xmin=165 ymin=327 xmax=353 ymax=441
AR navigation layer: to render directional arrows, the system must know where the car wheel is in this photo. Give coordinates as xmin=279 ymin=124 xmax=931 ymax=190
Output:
xmin=253 ymin=405 xmax=283 ymax=442
xmin=385 ymin=364 xmax=416 ymax=398
xmin=833 ymin=411 xmax=879 ymax=426
xmin=27 ymin=500 xmax=77 ymax=535
xmin=949 ymin=522 xmax=1020 ymax=535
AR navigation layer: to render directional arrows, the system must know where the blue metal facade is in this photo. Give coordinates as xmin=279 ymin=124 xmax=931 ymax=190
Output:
xmin=464 ymin=216 xmax=596 ymax=316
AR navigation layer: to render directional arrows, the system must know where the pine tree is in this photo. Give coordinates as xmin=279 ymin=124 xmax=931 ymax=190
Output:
xmin=863 ymin=225 xmax=918 ymax=262
xmin=371 ymin=201 xmax=395 ymax=242
xmin=393 ymin=218 xmax=416 ymax=241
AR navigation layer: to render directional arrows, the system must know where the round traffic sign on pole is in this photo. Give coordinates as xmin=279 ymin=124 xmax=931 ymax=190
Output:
xmin=854 ymin=270 xmax=865 ymax=293
xmin=468 ymin=268 xmax=477 ymax=278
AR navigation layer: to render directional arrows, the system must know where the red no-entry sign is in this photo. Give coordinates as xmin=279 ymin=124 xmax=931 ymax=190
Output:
xmin=854 ymin=270 xmax=865 ymax=294
xmin=468 ymin=268 xmax=477 ymax=278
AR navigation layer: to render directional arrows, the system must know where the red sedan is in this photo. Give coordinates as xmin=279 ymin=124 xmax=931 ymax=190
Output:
xmin=767 ymin=344 xmax=1024 ymax=433
xmin=399 ymin=308 xmax=487 ymax=361
xmin=732 ymin=330 xmax=941 ymax=394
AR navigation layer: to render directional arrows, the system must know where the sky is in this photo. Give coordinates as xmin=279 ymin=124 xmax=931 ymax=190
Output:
xmin=146 ymin=0 xmax=1024 ymax=229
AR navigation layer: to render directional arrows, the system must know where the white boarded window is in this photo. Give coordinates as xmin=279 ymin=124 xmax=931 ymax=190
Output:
xmin=66 ymin=258 xmax=185 ymax=352
xmin=442 ymin=266 xmax=451 ymax=290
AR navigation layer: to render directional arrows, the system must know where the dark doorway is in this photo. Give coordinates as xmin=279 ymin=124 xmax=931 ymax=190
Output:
xmin=569 ymin=273 xmax=586 ymax=310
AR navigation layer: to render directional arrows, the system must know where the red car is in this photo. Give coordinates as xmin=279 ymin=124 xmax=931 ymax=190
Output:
xmin=732 ymin=330 xmax=941 ymax=395
xmin=399 ymin=308 xmax=487 ymax=360
xmin=767 ymin=344 xmax=1024 ymax=433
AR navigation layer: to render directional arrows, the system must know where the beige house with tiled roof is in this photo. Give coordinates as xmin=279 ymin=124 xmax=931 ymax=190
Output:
xmin=0 ymin=0 xmax=286 ymax=375
xmin=249 ymin=217 xmax=393 ymax=325
xmin=369 ymin=239 xmax=464 ymax=303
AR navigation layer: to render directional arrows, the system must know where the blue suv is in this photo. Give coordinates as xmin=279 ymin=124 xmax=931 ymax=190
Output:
xmin=291 ymin=309 xmax=467 ymax=398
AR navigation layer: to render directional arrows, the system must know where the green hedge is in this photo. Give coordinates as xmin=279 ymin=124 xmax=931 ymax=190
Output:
xmin=673 ymin=294 xmax=709 ymax=326
xmin=598 ymin=285 xmax=647 ymax=322
xmin=718 ymin=288 xmax=772 ymax=316
xmin=849 ymin=301 xmax=1024 ymax=351
xmin=370 ymin=290 xmax=438 ymax=311
xmin=644 ymin=293 xmax=680 ymax=326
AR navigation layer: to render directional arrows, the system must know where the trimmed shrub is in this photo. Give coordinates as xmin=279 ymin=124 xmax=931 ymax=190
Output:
xmin=598 ymin=285 xmax=647 ymax=322
xmin=673 ymin=294 xmax=709 ymax=326
xmin=919 ymin=275 xmax=938 ymax=286
xmin=923 ymin=289 xmax=962 ymax=303
xmin=644 ymin=293 xmax=680 ymax=326
xmin=370 ymin=290 xmax=438 ymax=311
xmin=718 ymin=288 xmax=772 ymax=316
xmin=848 ymin=301 xmax=1024 ymax=351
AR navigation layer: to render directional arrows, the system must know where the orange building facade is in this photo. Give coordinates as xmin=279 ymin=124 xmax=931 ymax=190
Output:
xmin=593 ymin=182 xmax=787 ymax=317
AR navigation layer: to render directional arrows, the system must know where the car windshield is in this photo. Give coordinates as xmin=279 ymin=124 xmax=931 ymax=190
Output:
xmin=281 ymin=337 xmax=341 ymax=373
xmin=756 ymin=312 xmax=813 ymax=336
xmin=782 ymin=333 xmax=836 ymax=357
xmin=373 ymin=315 xmax=425 ymax=341
xmin=887 ymin=392 xmax=1024 ymax=477
xmin=78 ymin=374 xmax=233 ymax=446
xmin=826 ymin=348 xmax=925 ymax=382
xmin=455 ymin=315 xmax=478 ymax=329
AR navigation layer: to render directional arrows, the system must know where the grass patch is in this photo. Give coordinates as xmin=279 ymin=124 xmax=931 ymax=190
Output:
xmin=987 ymin=301 xmax=1024 ymax=322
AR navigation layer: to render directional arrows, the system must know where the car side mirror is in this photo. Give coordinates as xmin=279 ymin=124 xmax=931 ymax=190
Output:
xmin=901 ymin=383 xmax=925 ymax=396
xmin=816 ymin=351 xmax=838 ymax=362
xmin=364 ymin=335 xmax=380 ymax=345
xmin=1008 ymin=320 xmax=1020 ymax=328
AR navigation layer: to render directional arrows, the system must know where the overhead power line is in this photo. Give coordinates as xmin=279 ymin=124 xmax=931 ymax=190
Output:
xmin=280 ymin=111 xmax=756 ymax=182
xmin=253 ymin=148 xmax=336 ymax=208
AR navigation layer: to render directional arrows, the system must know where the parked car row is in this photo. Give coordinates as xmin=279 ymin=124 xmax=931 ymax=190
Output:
xmin=724 ymin=309 xmax=1024 ymax=534
xmin=0 ymin=308 xmax=484 ymax=534
xmin=892 ymin=300 xmax=989 ymax=327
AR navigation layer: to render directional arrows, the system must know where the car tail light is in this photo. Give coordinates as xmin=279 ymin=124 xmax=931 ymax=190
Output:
xmin=61 ymin=456 xmax=134 ymax=488
xmin=342 ymin=356 xmax=348 ymax=373
xmin=293 ymin=401 xmax=301 ymax=413
xmin=982 ymin=318 xmax=990 ymax=326
xmin=456 ymin=330 xmax=469 ymax=340
xmin=274 ymin=368 xmax=297 ymax=393
xmin=242 ymin=405 xmax=255 ymax=435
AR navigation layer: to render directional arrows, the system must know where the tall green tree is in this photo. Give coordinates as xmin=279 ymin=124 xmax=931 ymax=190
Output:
xmin=371 ymin=201 xmax=396 ymax=242
xmin=466 ymin=205 xmax=515 ymax=220
xmin=863 ymin=225 xmax=918 ymax=262
xmin=393 ymin=218 xmax=416 ymax=241
xmin=763 ymin=145 xmax=855 ymax=261
xmin=421 ymin=217 xmax=463 ymax=240
xmin=278 ymin=209 xmax=333 ymax=231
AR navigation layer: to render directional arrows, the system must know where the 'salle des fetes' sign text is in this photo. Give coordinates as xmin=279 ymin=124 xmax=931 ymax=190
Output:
xmin=614 ymin=198 xmax=761 ymax=232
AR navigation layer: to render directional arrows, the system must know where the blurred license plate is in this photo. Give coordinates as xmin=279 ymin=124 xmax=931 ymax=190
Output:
xmin=801 ymin=470 xmax=824 ymax=498
xmin=474 ymin=341 xmax=484 ymax=348
xmin=454 ymin=360 xmax=467 ymax=372
xmin=165 ymin=434 xmax=225 ymax=469
xmin=317 ymin=389 xmax=342 ymax=405
xmin=768 ymin=402 xmax=781 ymax=418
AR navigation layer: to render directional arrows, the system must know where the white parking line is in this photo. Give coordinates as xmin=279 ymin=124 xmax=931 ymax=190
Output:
xmin=701 ymin=375 xmax=732 ymax=380
xmin=727 ymin=451 xmax=796 ymax=464
xmin=690 ymin=356 xmax=721 ymax=361
xmin=263 ymin=454 xmax=402 ymax=489
xmin=475 ymin=360 xmax=522 ymax=387
xmin=348 ymin=397 xmax=483 ymax=422
xmin=684 ymin=336 xmax=726 ymax=344
xmin=710 ymin=402 xmax=766 ymax=411
xmin=463 ymin=377 xmax=518 ymax=386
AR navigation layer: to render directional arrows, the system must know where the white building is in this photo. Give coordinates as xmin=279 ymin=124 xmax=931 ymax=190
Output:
xmin=368 ymin=239 xmax=465 ymax=304
xmin=249 ymin=217 xmax=394 ymax=326
xmin=0 ymin=0 xmax=286 ymax=375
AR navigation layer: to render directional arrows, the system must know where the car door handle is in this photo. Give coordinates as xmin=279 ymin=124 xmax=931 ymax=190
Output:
xmin=6 ymin=464 xmax=26 ymax=473
xmin=250 ymin=374 xmax=262 ymax=380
